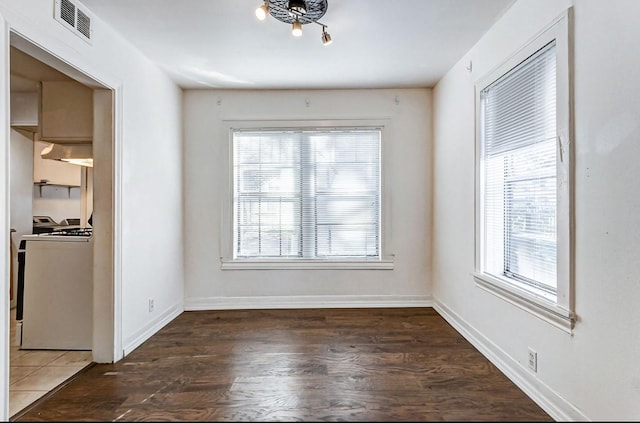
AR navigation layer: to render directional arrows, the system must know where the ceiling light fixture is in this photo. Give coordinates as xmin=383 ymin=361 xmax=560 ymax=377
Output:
xmin=321 ymin=25 xmax=332 ymax=45
xmin=255 ymin=0 xmax=332 ymax=45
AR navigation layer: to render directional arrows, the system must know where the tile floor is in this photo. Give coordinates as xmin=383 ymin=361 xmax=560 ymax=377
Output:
xmin=9 ymin=307 xmax=92 ymax=418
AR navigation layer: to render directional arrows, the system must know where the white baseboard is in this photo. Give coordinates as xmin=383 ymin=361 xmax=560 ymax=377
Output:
xmin=122 ymin=302 xmax=182 ymax=356
xmin=433 ymin=299 xmax=587 ymax=421
xmin=184 ymin=294 xmax=433 ymax=311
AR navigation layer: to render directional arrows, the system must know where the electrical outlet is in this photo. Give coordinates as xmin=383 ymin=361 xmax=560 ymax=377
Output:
xmin=528 ymin=348 xmax=537 ymax=372
xmin=148 ymin=298 xmax=154 ymax=313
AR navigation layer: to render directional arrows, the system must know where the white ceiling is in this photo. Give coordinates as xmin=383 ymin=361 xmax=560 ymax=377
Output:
xmin=79 ymin=0 xmax=514 ymax=90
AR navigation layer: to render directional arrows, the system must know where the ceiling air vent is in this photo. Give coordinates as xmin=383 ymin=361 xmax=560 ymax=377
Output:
xmin=76 ymin=8 xmax=91 ymax=39
xmin=54 ymin=0 xmax=93 ymax=44
xmin=60 ymin=0 xmax=75 ymax=27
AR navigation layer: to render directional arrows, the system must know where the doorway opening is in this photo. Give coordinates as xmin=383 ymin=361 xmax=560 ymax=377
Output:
xmin=7 ymin=31 xmax=117 ymax=418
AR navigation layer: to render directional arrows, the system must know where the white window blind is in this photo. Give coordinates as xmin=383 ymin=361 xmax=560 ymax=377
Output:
xmin=480 ymin=41 xmax=558 ymax=296
xmin=233 ymin=128 xmax=381 ymax=260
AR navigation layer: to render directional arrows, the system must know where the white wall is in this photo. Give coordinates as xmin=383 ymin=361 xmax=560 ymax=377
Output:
xmin=32 ymin=184 xmax=82 ymax=223
xmin=32 ymin=138 xmax=84 ymax=223
xmin=432 ymin=0 xmax=640 ymax=420
xmin=0 ymin=0 xmax=184 ymax=419
xmin=8 ymin=130 xmax=31 ymax=308
xmin=183 ymin=89 xmax=432 ymax=309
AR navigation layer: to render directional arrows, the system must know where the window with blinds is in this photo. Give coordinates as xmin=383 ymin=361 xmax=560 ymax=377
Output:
xmin=232 ymin=128 xmax=381 ymax=260
xmin=480 ymin=41 xmax=558 ymax=296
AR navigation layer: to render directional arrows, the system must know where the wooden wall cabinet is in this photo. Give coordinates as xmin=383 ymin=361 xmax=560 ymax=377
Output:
xmin=39 ymin=80 xmax=93 ymax=142
xmin=10 ymin=91 xmax=38 ymax=131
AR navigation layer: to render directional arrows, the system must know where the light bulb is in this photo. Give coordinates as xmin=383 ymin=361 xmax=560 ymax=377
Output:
xmin=255 ymin=4 xmax=268 ymax=20
xmin=292 ymin=20 xmax=302 ymax=37
xmin=322 ymin=30 xmax=332 ymax=46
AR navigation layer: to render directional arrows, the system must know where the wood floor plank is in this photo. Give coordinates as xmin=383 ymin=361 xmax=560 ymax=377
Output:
xmin=12 ymin=308 xmax=553 ymax=421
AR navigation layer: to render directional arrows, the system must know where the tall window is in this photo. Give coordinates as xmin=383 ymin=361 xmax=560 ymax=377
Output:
xmin=481 ymin=41 xmax=558 ymax=296
xmin=475 ymin=12 xmax=574 ymax=332
xmin=232 ymin=128 xmax=381 ymax=260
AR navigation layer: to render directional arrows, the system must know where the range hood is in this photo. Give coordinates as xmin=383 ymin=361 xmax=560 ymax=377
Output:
xmin=40 ymin=143 xmax=93 ymax=167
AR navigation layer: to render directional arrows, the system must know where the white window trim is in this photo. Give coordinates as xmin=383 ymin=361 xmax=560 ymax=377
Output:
xmin=474 ymin=9 xmax=575 ymax=333
xmin=220 ymin=259 xmax=394 ymax=270
xmin=220 ymin=118 xmax=395 ymax=270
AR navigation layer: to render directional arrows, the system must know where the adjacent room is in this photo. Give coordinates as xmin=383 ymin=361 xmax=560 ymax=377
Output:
xmin=1 ymin=0 xmax=639 ymax=421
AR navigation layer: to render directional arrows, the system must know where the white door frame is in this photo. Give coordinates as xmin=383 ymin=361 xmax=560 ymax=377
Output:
xmin=1 ymin=26 xmax=123 ymax=421
xmin=1 ymin=11 xmax=11 ymax=421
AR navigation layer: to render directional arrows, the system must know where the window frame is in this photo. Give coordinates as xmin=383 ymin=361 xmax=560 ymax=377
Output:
xmin=473 ymin=10 xmax=575 ymax=333
xmin=220 ymin=119 xmax=394 ymax=270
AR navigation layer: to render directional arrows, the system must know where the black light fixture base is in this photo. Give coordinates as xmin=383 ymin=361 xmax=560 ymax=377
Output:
xmin=268 ymin=0 xmax=328 ymax=24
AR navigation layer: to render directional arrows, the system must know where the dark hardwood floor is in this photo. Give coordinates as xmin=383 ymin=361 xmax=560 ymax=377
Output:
xmin=13 ymin=307 xmax=552 ymax=421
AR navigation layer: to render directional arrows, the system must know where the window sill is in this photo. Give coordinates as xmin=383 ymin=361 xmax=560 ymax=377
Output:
xmin=221 ymin=259 xmax=394 ymax=270
xmin=473 ymin=272 xmax=575 ymax=334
